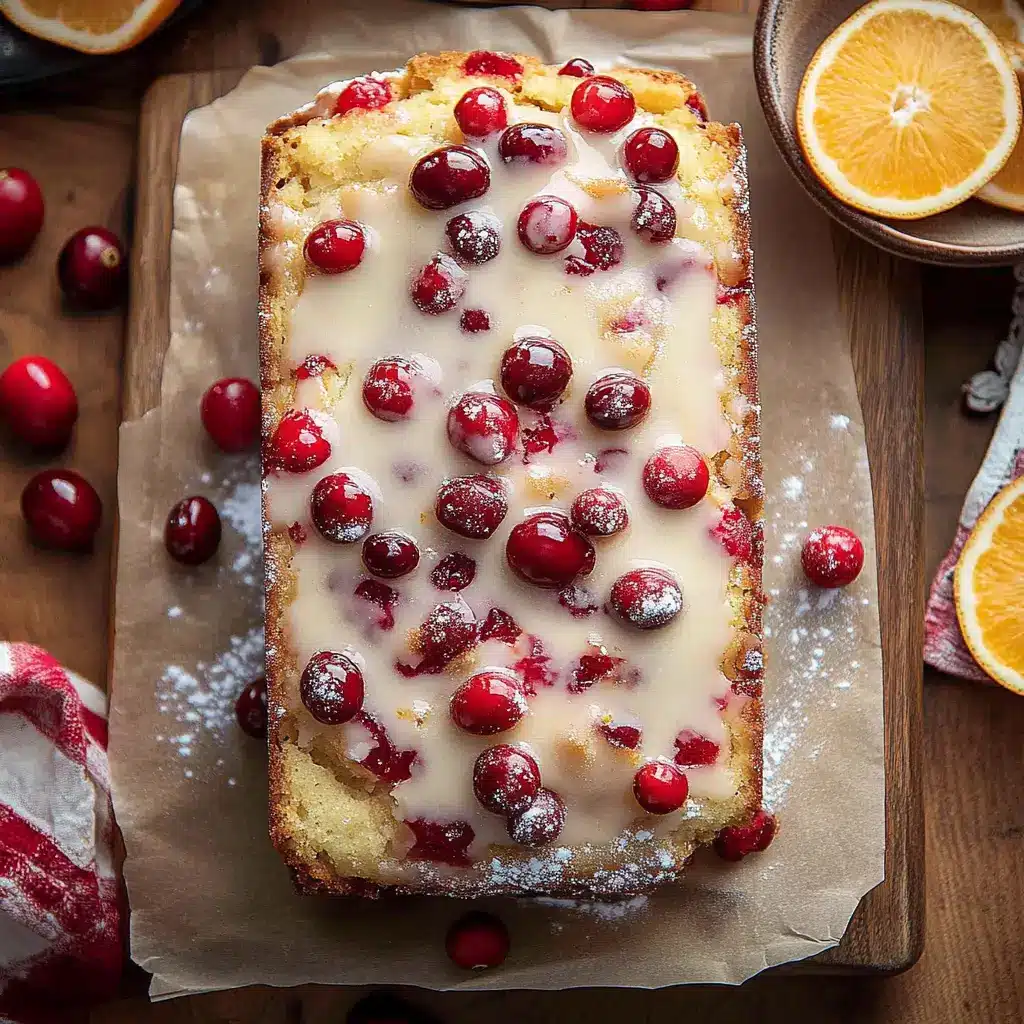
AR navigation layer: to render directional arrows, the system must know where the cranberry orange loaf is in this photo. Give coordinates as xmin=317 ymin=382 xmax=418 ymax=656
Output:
xmin=259 ymin=50 xmax=763 ymax=897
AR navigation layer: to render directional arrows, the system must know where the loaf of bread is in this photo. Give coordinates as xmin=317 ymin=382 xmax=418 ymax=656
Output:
xmin=259 ymin=50 xmax=763 ymax=897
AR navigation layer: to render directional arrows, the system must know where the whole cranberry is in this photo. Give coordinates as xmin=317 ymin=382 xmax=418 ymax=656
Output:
xmin=450 ymin=670 xmax=527 ymax=735
xmin=571 ymin=76 xmax=636 ymax=133
xmin=445 ymin=911 xmax=510 ymax=970
xmin=632 ymin=186 xmax=677 ymax=243
xmin=460 ymin=309 xmax=491 ymax=334
xmin=57 ymin=226 xmax=125 ymax=309
xmin=498 ymin=123 xmax=569 ymax=167
xmin=430 ymin=551 xmax=477 ymax=591
xmin=235 ymin=678 xmax=268 ymax=739
xmin=463 ymin=50 xmax=524 ymax=79
xmin=499 ymin=336 xmax=572 ymax=410
xmin=507 ymin=787 xmax=565 ymax=846
xmin=633 ymin=760 xmax=689 ymax=814
xmin=623 ymin=127 xmax=680 ymax=183
xmin=674 ymin=729 xmax=720 ymax=768
xmin=455 ymin=86 xmax=508 ymax=137
xmin=267 ymin=409 xmax=331 ymax=473
xmin=411 ymin=253 xmax=468 ymax=315
xmin=801 ymin=526 xmax=865 ymax=588
xmin=304 ymin=219 xmax=367 ymax=273
xmin=362 ymin=357 xmax=419 ymax=421
xmin=0 ymin=355 xmax=77 ymax=449
xmin=584 ymin=372 xmax=651 ymax=430
xmin=335 ymin=75 xmax=392 ymax=115
xmin=558 ymin=57 xmax=595 ymax=77
xmin=310 ymin=472 xmax=374 ymax=543
xmin=200 ymin=377 xmax=260 ymax=452
xmin=21 ymin=469 xmax=101 ymax=550
xmin=517 ymin=196 xmax=578 ymax=255
xmin=609 ymin=567 xmax=683 ymax=630
xmin=473 ymin=743 xmax=541 ymax=814
xmin=435 ymin=474 xmax=508 ymax=539
xmin=409 ymin=145 xmax=490 ymax=211
xmin=362 ymin=530 xmax=420 ymax=578
xmin=642 ymin=445 xmax=709 ymax=509
xmin=300 ymin=650 xmax=364 ymax=725
xmin=505 ymin=510 xmax=595 ymax=588
xmin=445 ymin=210 xmax=501 ymax=264
xmin=714 ymin=809 xmax=777 ymax=861
xmin=447 ymin=391 xmax=519 ymax=465
xmin=0 ymin=168 xmax=44 ymax=262
xmin=570 ymin=487 xmax=629 ymax=537
xmin=165 ymin=496 xmax=221 ymax=564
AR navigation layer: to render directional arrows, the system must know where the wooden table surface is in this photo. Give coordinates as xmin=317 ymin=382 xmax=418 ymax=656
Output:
xmin=1 ymin=0 xmax=1022 ymax=1020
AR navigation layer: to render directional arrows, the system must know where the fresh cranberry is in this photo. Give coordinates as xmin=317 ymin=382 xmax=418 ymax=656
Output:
xmin=674 ymin=729 xmax=720 ymax=767
xmin=460 ymin=309 xmax=491 ymax=334
xmin=633 ymin=761 xmax=688 ymax=813
xmin=21 ymin=469 xmax=101 ymax=550
xmin=435 ymin=474 xmax=508 ymax=539
xmin=569 ymin=652 xmax=621 ymax=691
xmin=235 ymin=678 xmax=267 ymax=739
xmin=267 ymin=409 xmax=331 ymax=473
xmin=609 ymin=567 xmax=683 ymax=630
xmin=598 ymin=719 xmax=642 ymax=749
xmin=499 ymin=336 xmax=572 ymax=410
xmin=445 ymin=912 xmax=510 ymax=970
xmin=714 ymin=809 xmax=777 ymax=861
xmin=584 ymin=372 xmax=651 ymax=430
xmin=294 ymin=354 xmax=336 ymax=380
xmin=571 ymin=76 xmax=636 ymax=133
xmin=288 ymin=522 xmax=307 ymax=545
xmin=200 ymin=377 xmax=259 ymax=452
xmin=473 ymin=744 xmax=540 ymax=814
xmin=362 ymin=357 xmax=419 ymax=421
xmin=310 ymin=472 xmax=374 ymax=543
xmin=479 ymin=607 xmax=522 ymax=644
xmin=558 ymin=57 xmax=595 ymax=77
xmin=801 ymin=526 xmax=865 ymax=588
xmin=362 ymin=531 xmax=419 ymax=578
xmin=570 ymin=487 xmax=629 ymax=537
xmin=446 ymin=210 xmax=501 ymax=264
xmin=631 ymin=186 xmax=677 ymax=244
xmin=498 ymin=123 xmax=569 ymax=167
xmin=643 ymin=445 xmax=709 ymax=509
xmin=517 ymin=196 xmax=578 ymax=255
xmin=464 ymin=50 xmax=523 ymax=79
xmin=409 ymin=146 xmax=490 ymax=211
xmin=623 ymin=127 xmax=679 ymax=183
xmin=57 ymin=226 xmax=125 ymax=309
xmin=447 ymin=392 xmax=519 ymax=465
xmin=335 ymin=76 xmax=392 ymax=115
xmin=576 ymin=223 xmax=624 ymax=270
xmin=431 ymin=551 xmax=477 ymax=591
xmin=406 ymin=818 xmax=475 ymax=866
xmin=354 ymin=711 xmax=416 ymax=781
xmin=455 ymin=87 xmax=507 ymax=137
xmin=304 ymin=219 xmax=366 ymax=273
xmin=164 ymin=496 xmax=221 ymax=564
xmin=711 ymin=505 xmax=754 ymax=560
xmin=506 ymin=510 xmax=595 ymax=588
xmin=407 ymin=599 xmax=477 ymax=674
xmin=0 ymin=168 xmax=44 ymax=262
xmin=507 ymin=788 xmax=565 ymax=846
xmin=299 ymin=650 xmax=364 ymax=724
xmin=686 ymin=91 xmax=709 ymax=122
xmin=0 ymin=355 xmax=77 ymax=450
xmin=521 ymin=415 xmax=559 ymax=461
xmin=450 ymin=670 xmax=527 ymax=735
xmin=411 ymin=253 xmax=468 ymax=315
xmin=355 ymin=579 xmax=399 ymax=630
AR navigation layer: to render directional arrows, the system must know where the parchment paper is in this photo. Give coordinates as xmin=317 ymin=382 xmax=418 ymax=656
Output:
xmin=110 ymin=2 xmax=884 ymax=998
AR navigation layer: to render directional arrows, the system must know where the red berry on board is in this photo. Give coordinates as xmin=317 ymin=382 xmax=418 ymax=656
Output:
xmin=642 ymin=445 xmax=709 ymax=509
xmin=200 ymin=377 xmax=260 ymax=452
xmin=57 ymin=226 xmax=125 ymax=309
xmin=409 ymin=145 xmax=490 ymax=211
xmin=304 ymin=219 xmax=366 ymax=273
xmin=0 ymin=355 xmax=77 ymax=450
xmin=445 ymin=911 xmax=510 ymax=970
xmin=714 ymin=809 xmax=777 ymax=861
xmin=506 ymin=787 xmax=565 ymax=846
xmin=335 ymin=75 xmax=392 ymax=115
xmin=609 ymin=567 xmax=683 ymax=630
xmin=164 ymin=496 xmax=221 ymax=564
xmin=463 ymin=50 xmax=523 ymax=79
xmin=411 ymin=253 xmax=468 ymax=315
xmin=361 ymin=530 xmax=420 ymax=578
xmin=362 ymin=357 xmax=420 ymax=422
xmin=558 ymin=57 xmax=595 ymax=78
xmin=235 ymin=678 xmax=268 ymax=739
xmin=435 ymin=474 xmax=508 ymax=539
xmin=459 ymin=308 xmax=491 ymax=334
xmin=446 ymin=391 xmax=519 ymax=465
xmin=455 ymin=86 xmax=508 ymax=137
xmin=300 ymin=650 xmax=364 ymax=725
xmin=21 ymin=469 xmax=101 ymax=551
xmin=498 ymin=123 xmax=569 ymax=167
xmin=571 ymin=76 xmax=636 ymax=133
xmin=267 ymin=409 xmax=331 ymax=473
xmin=0 ymin=168 xmax=44 ymax=262
xmin=633 ymin=760 xmax=689 ymax=814
xmin=631 ymin=186 xmax=677 ymax=243
xmin=505 ymin=510 xmax=595 ymax=588
xmin=499 ymin=336 xmax=572 ymax=410
xmin=473 ymin=743 xmax=541 ymax=814
xmin=450 ymin=669 xmax=527 ymax=735
xmin=517 ymin=196 xmax=578 ymax=254
xmin=430 ymin=551 xmax=477 ymax=591
xmin=310 ymin=472 xmax=374 ymax=543
xmin=570 ymin=486 xmax=629 ymax=537
xmin=584 ymin=372 xmax=651 ymax=430
xmin=801 ymin=525 xmax=865 ymax=588
xmin=673 ymin=729 xmax=720 ymax=768
xmin=623 ymin=127 xmax=680 ymax=183
xmin=446 ymin=210 xmax=501 ymax=264
xmin=710 ymin=504 xmax=754 ymax=561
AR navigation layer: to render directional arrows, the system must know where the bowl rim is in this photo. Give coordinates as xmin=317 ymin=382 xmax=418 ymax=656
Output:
xmin=753 ymin=0 xmax=1024 ymax=267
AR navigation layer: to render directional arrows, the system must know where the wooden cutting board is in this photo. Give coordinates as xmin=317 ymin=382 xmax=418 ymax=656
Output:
xmin=123 ymin=68 xmax=925 ymax=976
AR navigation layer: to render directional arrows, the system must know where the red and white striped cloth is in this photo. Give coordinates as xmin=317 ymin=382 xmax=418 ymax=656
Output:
xmin=0 ymin=644 xmax=122 ymax=1023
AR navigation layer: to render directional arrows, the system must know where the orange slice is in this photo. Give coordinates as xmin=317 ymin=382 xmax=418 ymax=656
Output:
xmin=954 ymin=475 xmax=1024 ymax=694
xmin=956 ymin=0 xmax=1024 ymax=44
xmin=0 ymin=0 xmax=182 ymax=55
xmin=797 ymin=0 xmax=1022 ymax=219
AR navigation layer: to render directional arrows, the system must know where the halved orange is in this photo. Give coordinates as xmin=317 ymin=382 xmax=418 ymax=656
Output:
xmin=0 ymin=0 xmax=182 ymax=55
xmin=955 ymin=475 xmax=1024 ymax=694
xmin=797 ymin=0 xmax=1022 ymax=219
